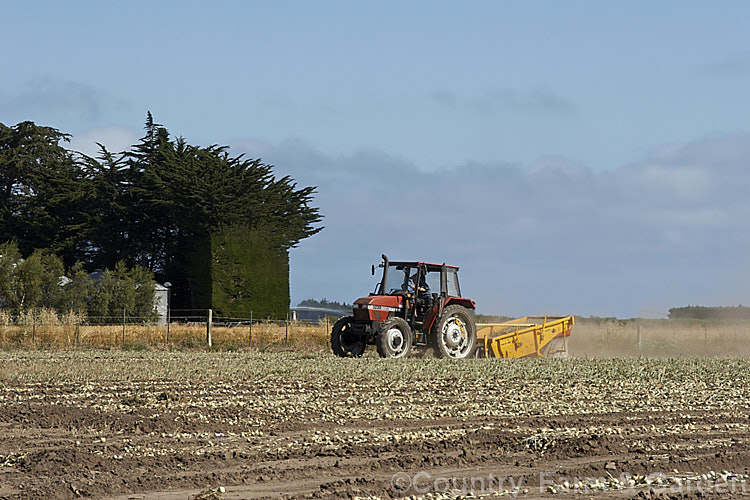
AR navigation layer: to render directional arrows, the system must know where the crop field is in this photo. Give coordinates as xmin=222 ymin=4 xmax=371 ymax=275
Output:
xmin=3 ymin=350 xmax=750 ymax=499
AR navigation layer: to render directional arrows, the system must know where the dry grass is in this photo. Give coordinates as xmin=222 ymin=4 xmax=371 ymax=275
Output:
xmin=0 ymin=319 xmax=331 ymax=351
xmin=570 ymin=317 xmax=750 ymax=357
xmin=3 ymin=314 xmax=750 ymax=358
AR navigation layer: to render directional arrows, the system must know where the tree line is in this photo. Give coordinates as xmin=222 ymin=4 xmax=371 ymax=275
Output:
xmin=668 ymin=306 xmax=750 ymax=320
xmin=0 ymin=114 xmax=322 ymax=318
xmin=0 ymin=241 xmax=156 ymax=322
xmin=296 ymin=298 xmax=353 ymax=312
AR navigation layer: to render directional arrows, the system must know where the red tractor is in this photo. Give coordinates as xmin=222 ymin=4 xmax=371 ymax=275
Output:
xmin=331 ymin=255 xmax=477 ymax=359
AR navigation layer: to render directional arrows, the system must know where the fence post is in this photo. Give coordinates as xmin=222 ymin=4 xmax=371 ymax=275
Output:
xmin=248 ymin=311 xmax=253 ymax=345
xmin=285 ymin=312 xmax=289 ymax=346
xmin=637 ymin=325 xmax=642 ymax=347
xmin=165 ymin=281 xmax=171 ymax=343
xmin=32 ymin=310 xmax=36 ymax=345
xmin=206 ymin=309 xmax=213 ymax=347
xmin=122 ymin=309 xmax=126 ymax=344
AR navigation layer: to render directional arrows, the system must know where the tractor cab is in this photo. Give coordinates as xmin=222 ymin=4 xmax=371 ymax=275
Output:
xmin=372 ymin=258 xmax=463 ymax=327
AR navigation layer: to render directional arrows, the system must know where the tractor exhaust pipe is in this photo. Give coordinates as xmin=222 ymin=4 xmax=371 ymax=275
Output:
xmin=378 ymin=255 xmax=389 ymax=294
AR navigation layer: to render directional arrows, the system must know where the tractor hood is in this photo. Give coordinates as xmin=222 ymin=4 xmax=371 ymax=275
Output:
xmin=352 ymin=295 xmax=402 ymax=322
xmin=354 ymin=296 xmax=402 ymax=308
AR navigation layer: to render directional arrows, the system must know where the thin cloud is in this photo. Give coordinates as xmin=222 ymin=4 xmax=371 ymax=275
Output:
xmin=433 ymin=87 xmax=576 ymax=116
xmin=699 ymin=52 xmax=750 ymax=78
xmin=69 ymin=126 xmax=140 ymax=158
xmin=0 ymin=76 xmax=120 ymax=121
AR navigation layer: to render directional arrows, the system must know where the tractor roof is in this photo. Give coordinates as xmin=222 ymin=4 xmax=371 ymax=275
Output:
xmin=388 ymin=260 xmax=459 ymax=270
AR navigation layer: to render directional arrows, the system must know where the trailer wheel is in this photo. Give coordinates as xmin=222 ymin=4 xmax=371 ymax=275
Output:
xmin=376 ymin=317 xmax=413 ymax=359
xmin=331 ymin=316 xmax=365 ymax=357
xmin=432 ymin=305 xmax=476 ymax=359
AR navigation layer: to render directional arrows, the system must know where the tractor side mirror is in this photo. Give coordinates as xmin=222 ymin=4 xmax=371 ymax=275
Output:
xmin=371 ymin=264 xmax=375 ymax=276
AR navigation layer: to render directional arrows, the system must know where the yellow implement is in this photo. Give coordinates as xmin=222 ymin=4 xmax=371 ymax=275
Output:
xmin=476 ymin=316 xmax=574 ymax=358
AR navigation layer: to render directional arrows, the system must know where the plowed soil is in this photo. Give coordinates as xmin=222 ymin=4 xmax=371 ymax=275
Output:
xmin=1 ymin=352 xmax=749 ymax=499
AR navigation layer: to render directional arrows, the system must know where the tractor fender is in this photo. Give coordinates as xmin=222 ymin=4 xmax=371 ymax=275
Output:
xmin=424 ymin=297 xmax=475 ymax=334
xmin=444 ymin=297 xmax=476 ymax=310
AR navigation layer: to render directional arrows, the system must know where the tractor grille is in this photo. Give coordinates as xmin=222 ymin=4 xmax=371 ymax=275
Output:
xmin=353 ymin=309 xmax=370 ymax=321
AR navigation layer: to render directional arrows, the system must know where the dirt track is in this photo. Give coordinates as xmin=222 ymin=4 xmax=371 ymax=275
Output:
xmin=1 ymin=352 xmax=750 ymax=499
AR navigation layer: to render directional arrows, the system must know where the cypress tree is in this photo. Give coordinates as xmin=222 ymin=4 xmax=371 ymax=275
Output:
xmin=0 ymin=121 xmax=88 ymax=265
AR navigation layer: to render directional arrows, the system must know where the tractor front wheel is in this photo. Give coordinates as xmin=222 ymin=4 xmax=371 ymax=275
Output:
xmin=331 ymin=316 xmax=366 ymax=357
xmin=432 ymin=305 xmax=476 ymax=359
xmin=376 ymin=317 xmax=413 ymax=359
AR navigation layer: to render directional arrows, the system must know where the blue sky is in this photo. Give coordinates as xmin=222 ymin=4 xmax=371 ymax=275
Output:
xmin=3 ymin=1 xmax=750 ymax=317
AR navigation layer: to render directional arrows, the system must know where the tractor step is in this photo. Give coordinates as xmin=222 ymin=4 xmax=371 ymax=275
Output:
xmin=414 ymin=331 xmax=426 ymax=345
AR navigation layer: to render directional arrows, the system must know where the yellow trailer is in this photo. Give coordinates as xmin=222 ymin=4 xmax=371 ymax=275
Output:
xmin=475 ymin=316 xmax=574 ymax=358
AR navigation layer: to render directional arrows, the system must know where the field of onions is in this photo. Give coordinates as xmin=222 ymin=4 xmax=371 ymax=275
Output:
xmin=2 ymin=351 xmax=750 ymax=498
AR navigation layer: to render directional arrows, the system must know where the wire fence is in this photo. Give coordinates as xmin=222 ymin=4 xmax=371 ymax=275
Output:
xmin=0 ymin=308 xmax=334 ymax=351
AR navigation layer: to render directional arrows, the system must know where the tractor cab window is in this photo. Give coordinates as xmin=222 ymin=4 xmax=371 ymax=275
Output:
xmin=446 ymin=268 xmax=461 ymax=297
xmin=381 ymin=264 xmax=414 ymax=295
xmin=424 ymin=271 xmax=440 ymax=296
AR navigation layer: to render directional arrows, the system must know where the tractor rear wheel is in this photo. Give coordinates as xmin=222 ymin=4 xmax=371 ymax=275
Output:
xmin=376 ymin=317 xmax=413 ymax=359
xmin=331 ymin=316 xmax=365 ymax=357
xmin=432 ymin=305 xmax=476 ymax=359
